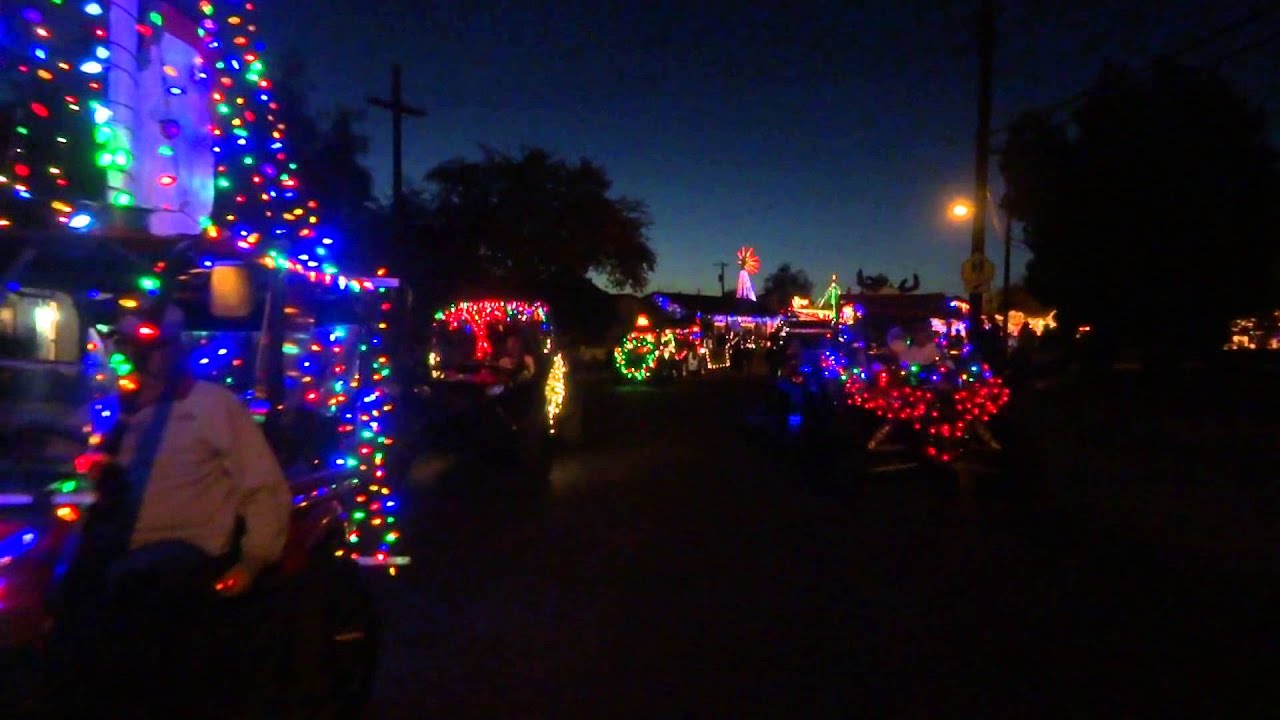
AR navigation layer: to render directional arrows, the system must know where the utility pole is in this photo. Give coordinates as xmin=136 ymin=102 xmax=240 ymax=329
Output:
xmin=714 ymin=262 xmax=730 ymax=295
xmin=969 ymin=0 xmax=995 ymax=331
xmin=1001 ymin=207 xmax=1013 ymax=340
xmin=366 ymin=64 xmax=426 ymax=388
xmin=366 ymin=64 xmax=427 ymax=245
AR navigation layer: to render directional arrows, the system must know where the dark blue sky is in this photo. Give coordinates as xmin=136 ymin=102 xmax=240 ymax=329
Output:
xmin=255 ymin=0 xmax=1278 ymax=295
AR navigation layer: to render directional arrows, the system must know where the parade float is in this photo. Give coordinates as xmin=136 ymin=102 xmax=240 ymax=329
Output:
xmin=612 ymin=312 xmax=704 ymax=381
xmin=1 ymin=0 xmax=405 ymax=561
xmin=416 ymin=298 xmax=570 ymax=487
xmin=613 ymin=313 xmax=660 ymax=382
xmin=837 ymin=272 xmax=1009 ymax=466
xmin=2 ymin=1 xmax=404 ymax=705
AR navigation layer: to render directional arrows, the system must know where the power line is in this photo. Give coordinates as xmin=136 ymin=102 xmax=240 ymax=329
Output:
xmin=991 ymin=1 xmax=1280 ymax=136
xmin=1208 ymin=25 xmax=1280 ymax=67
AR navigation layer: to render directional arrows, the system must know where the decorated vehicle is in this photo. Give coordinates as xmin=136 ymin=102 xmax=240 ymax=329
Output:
xmin=613 ymin=314 xmax=706 ymax=382
xmin=613 ymin=314 xmax=663 ymax=382
xmin=416 ymin=298 xmax=574 ymax=490
xmin=768 ymin=301 xmax=863 ymax=433
xmin=661 ymin=323 xmax=709 ymax=377
xmin=840 ymin=293 xmax=1007 ymax=469
xmin=1 ymin=238 xmax=398 ymax=714
xmin=1 ymin=0 xmax=402 ymax=713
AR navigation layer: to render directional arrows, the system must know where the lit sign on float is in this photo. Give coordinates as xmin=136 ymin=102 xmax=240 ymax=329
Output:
xmin=106 ymin=1 xmax=214 ymax=236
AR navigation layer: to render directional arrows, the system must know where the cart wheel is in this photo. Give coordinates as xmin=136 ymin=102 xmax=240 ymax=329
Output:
xmin=524 ymin=430 xmax=554 ymax=494
xmin=556 ymin=393 xmax=585 ymax=446
xmin=287 ymin=556 xmax=379 ymax=717
xmin=324 ymin=559 xmax=379 ymax=715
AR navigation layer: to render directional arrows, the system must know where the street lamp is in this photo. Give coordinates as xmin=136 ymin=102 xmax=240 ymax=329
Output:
xmin=946 ymin=193 xmax=1015 ymax=348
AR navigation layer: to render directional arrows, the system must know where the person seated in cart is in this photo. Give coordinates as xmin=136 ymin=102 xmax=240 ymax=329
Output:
xmin=497 ymin=333 xmax=537 ymax=383
xmin=53 ymin=302 xmax=293 ymax=716
xmin=885 ymin=320 xmax=946 ymax=369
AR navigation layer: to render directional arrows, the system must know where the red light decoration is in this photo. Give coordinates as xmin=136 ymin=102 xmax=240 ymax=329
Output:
xmin=435 ymin=300 xmax=549 ymax=360
xmin=737 ymin=246 xmax=761 ymax=275
xmin=846 ymin=361 xmax=1009 ymax=462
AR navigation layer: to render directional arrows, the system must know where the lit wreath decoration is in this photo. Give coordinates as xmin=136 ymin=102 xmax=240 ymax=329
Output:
xmin=614 ymin=333 xmax=659 ymax=382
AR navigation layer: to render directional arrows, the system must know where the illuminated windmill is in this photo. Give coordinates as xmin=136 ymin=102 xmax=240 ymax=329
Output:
xmin=736 ymin=246 xmax=760 ymax=301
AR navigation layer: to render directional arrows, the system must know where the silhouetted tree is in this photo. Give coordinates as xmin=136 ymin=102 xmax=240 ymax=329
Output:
xmin=760 ymin=263 xmax=813 ymax=312
xmin=274 ymin=51 xmax=385 ymax=274
xmin=409 ymin=146 xmax=656 ymax=299
xmin=1000 ymin=60 xmax=1280 ymax=359
xmin=988 ymin=282 xmax=1051 ymax=316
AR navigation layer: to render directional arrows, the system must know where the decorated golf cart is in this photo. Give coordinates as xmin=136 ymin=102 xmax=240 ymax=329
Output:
xmin=1 ymin=0 xmax=403 ymax=712
xmin=840 ymin=291 xmax=1008 ymax=468
xmin=415 ymin=298 xmax=574 ymax=490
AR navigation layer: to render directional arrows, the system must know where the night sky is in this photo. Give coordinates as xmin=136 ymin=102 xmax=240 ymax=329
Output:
xmin=255 ymin=0 xmax=1278 ymax=295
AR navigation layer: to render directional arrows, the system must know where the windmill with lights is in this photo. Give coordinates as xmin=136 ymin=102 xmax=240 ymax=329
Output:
xmin=735 ymin=246 xmax=760 ymax=301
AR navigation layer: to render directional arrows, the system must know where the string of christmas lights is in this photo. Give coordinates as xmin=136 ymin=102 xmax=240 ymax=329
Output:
xmin=434 ymin=300 xmax=550 ymax=360
xmin=0 ymin=0 xmax=383 ymax=292
xmin=545 ymin=351 xmax=567 ymax=434
xmin=846 ymin=357 xmax=1009 ymax=463
xmin=0 ymin=1 xmax=111 ymax=231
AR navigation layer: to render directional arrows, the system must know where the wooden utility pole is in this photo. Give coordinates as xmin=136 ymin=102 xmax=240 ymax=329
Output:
xmin=969 ymin=0 xmax=995 ymax=331
xmin=714 ymin=262 xmax=730 ymax=295
xmin=366 ymin=64 xmax=425 ymax=387
xmin=1001 ymin=207 xmax=1013 ymax=339
xmin=366 ymin=64 xmax=427 ymax=245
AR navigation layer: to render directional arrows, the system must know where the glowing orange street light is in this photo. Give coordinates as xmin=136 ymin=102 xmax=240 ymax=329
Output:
xmin=948 ymin=199 xmax=974 ymax=220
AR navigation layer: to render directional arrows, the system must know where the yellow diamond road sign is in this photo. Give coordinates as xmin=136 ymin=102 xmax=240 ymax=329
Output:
xmin=961 ymin=253 xmax=995 ymax=294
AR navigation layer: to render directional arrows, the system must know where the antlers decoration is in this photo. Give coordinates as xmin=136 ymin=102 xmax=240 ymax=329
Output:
xmin=855 ymin=269 xmax=890 ymax=293
xmin=857 ymin=269 xmax=920 ymax=294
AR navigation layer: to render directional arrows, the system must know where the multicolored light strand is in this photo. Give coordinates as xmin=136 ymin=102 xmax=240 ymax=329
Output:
xmin=0 ymin=1 xmax=111 ymax=231
xmin=846 ymin=359 xmax=1009 ymax=463
xmin=434 ymin=300 xmax=551 ymax=361
xmin=0 ymin=0 xmax=383 ymax=291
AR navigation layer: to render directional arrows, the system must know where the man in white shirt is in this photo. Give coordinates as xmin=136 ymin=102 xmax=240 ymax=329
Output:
xmin=51 ymin=303 xmax=293 ymax=716
xmin=108 ymin=303 xmax=292 ymax=595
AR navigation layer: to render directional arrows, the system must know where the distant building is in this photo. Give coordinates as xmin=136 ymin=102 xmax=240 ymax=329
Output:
xmin=645 ymin=292 xmax=779 ymax=337
xmin=1227 ymin=311 xmax=1280 ymax=350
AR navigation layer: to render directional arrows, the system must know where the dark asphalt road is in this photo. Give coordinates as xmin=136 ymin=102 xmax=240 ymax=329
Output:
xmin=366 ymin=373 xmax=1280 ymax=718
